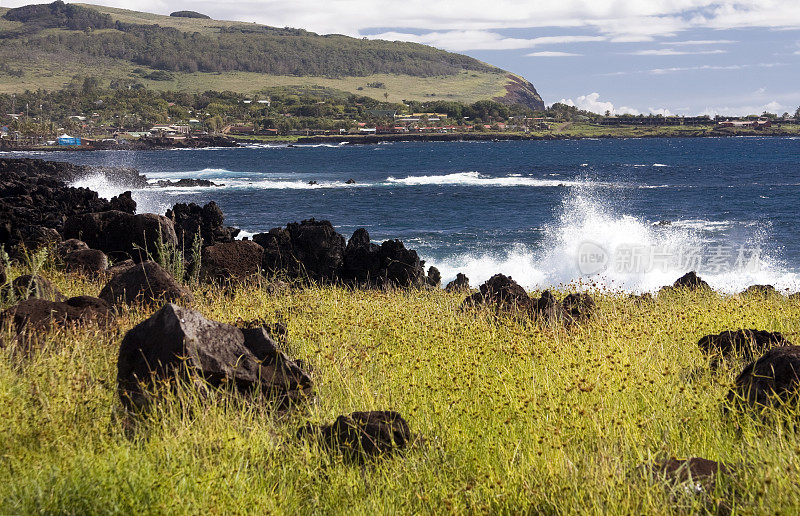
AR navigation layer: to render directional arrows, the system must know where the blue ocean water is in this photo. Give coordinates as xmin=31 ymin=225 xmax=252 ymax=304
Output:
xmin=6 ymin=137 xmax=800 ymax=292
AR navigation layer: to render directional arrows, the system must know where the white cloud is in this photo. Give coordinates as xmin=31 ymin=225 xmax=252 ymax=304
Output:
xmin=10 ymin=0 xmax=799 ymax=42
xmin=649 ymin=107 xmax=673 ymax=116
xmin=699 ymin=100 xmax=788 ymax=117
xmin=665 ymin=39 xmax=737 ymax=45
xmin=367 ymin=31 xmax=604 ymax=51
xmin=557 ymin=92 xmax=640 ymax=115
xmin=630 ymin=49 xmax=726 ymax=56
xmin=526 ymin=51 xmax=582 ymax=57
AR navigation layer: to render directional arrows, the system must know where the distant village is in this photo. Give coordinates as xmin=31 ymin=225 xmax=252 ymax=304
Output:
xmin=1 ymin=88 xmax=798 ymax=147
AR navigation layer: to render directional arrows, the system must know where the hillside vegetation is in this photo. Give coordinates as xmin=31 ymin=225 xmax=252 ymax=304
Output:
xmin=0 ymin=2 xmax=543 ymax=108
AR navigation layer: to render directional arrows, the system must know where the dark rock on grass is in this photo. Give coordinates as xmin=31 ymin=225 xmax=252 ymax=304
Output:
xmin=64 ymin=249 xmax=109 ymax=275
xmin=445 ymin=273 xmax=470 ymax=292
xmin=99 ymin=261 xmax=193 ymax=306
xmin=237 ymin=318 xmax=288 ymax=347
xmin=426 ymin=266 xmax=441 ymax=288
xmin=463 ymin=273 xmax=531 ymax=312
xmin=740 ymin=284 xmax=778 ymax=297
xmin=0 ymin=296 xmax=112 ymax=333
xmin=297 ymin=411 xmax=413 ymax=461
xmin=63 ymin=211 xmax=177 ymax=263
xmin=165 ymin=201 xmax=239 ymax=251
xmin=531 ymin=290 xmax=568 ymax=322
xmin=728 ymin=345 xmax=800 ymax=410
xmin=671 ymin=271 xmax=711 ymax=291
xmin=8 ymin=275 xmax=65 ymax=301
xmin=630 ymin=292 xmax=655 ymax=305
xmin=200 ymin=240 xmax=264 ymax=281
xmin=57 ymin=238 xmax=89 ymax=257
xmin=698 ymin=329 xmax=791 ymax=364
xmin=117 ymin=304 xmax=312 ymax=411
xmin=562 ymin=292 xmax=595 ymax=322
xmin=255 ymin=219 xmax=346 ymax=283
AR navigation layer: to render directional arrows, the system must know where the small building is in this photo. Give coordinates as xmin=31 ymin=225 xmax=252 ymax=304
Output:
xmin=57 ymin=134 xmax=81 ymax=146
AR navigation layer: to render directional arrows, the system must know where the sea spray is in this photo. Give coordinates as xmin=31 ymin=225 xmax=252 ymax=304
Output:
xmin=428 ymin=185 xmax=800 ymax=293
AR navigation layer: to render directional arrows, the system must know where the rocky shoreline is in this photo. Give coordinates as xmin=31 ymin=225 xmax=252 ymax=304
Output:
xmin=1 ymin=128 xmax=798 ymax=152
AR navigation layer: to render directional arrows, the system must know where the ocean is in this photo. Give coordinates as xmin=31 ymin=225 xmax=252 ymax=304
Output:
xmin=6 ymin=136 xmax=800 ymax=293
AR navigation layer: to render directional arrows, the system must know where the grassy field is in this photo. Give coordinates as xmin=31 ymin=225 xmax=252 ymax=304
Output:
xmin=2 ymin=259 xmax=800 ymax=513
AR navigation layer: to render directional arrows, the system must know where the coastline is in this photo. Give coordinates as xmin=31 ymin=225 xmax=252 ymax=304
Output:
xmin=1 ymin=126 xmax=798 ymax=152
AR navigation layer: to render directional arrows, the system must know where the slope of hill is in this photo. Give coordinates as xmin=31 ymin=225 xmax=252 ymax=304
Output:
xmin=0 ymin=2 xmax=544 ymax=109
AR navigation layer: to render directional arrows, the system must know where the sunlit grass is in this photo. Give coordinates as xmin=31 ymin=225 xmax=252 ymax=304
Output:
xmin=2 ymin=265 xmax=800 ymax=513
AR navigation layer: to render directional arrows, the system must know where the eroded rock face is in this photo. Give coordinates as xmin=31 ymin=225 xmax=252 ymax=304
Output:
xmin=64 ymin=249 xmax=109 ymax=275
xmin=117 ymin=304 xmax=312 ymax=410
xmin=297 ymin=411 xmax=413 ymax=460
xmin=0 ymin=158 xmax=139 ymax=252
xmin=57 ymin=238 xmax=89 ymax=257
xmin=379 ymin=239 xmax=425 ymax=288
xmin=340 ymin=228 xmax=380 ymax=285
xmin=728 ymin=345 xmax=800 ymax=409
xmin=63 ymin=211 xmax=177 ymax=262
xmin=698 ymin=329 xmax=791 ymax=363
xmin=99 ymin=261 xmax=193 ymax=306
xmin=200 ymin=241 xmax=264 ymax=281
xmin=165 ymin=201 xmax=239 ymax=252
xmin=0 ymin=296 xmax=112 ymax=333
xmin=562 ymin=292 xmax=595 ymax=323
xmin=255 ymin=219 xmax=346 ymax=283
xmin=445 ymin=273 xmax=470 ymax=293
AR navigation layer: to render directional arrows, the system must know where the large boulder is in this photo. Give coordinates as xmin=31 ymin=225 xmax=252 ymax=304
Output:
xmin=254 ymin=219 xmax=346 ymax=283
xmin=728 ymin=345 xmax=800 ymax=409
xmin=7 ymin=274 xmax=65 ymax=302
xmin=99 ymin=261 xmax=193 ymax=306
xmin=0 ymin=296 xmax=112 ymax=333
xmin=165 ymin=201 xmax=239 ymax=252
xmin=200 ymin=241 xmax=264 ymax=281
xmin=64 ymin=249 xmax=109 ymax=275
xmin=117 ymin=304 xmax=312 ymax=410
xmin=297 ymin=411 xmax=413 ymax=461
xmin=561 ymin=292 xmax=595 ymax=323
xmin=63 ymin=211 xmax=177 ymax=262
xmin=698 ymin=329 xmax=791 ymax=364
xmin=426 ymin=266 xmax=441 ymax=288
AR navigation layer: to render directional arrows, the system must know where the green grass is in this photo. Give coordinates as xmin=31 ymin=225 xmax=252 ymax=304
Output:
xmin=2 ymin=263 xmax=800 ymax=513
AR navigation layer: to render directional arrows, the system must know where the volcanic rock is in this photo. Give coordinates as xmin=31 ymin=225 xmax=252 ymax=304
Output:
xmin=99 ymin=261 xmax=192 ymax=306
xmin=165 ymin=201 xmax=239 ymax=251
xmin=0 ymin=296 xmax=112 ymax=332
xmin=200 ymin=240 xmax=264 ymax=281
xmin=63 ymin=211 xmax=177 ymax=262
xmin=255 ymin=219 xmax=345 ymax=283
xmin=698 ymin=329 xmax=791 ymax=363
xmin=445 ymin=273 xmax=471 ymax=292
xmin=8 ymin=275 xmax=65 ymax=302
xmin=297 ymin=410 xmax=413 ymax=460
xmin=64 ymin=249 xmax=109 ymax=275
xmin=728 ymin=346 xmax=800 ymax=409
xmin=463 ymin=274 xmax=531 ymax=312
xmin=117 ymin=304 xmax=312 ymax=410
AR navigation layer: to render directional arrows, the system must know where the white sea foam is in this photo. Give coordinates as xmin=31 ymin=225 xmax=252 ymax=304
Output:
xmin=384 ymin=171 xmax=587 ymax=188
xmin=428 ymin=186 xmax=800 ymax=294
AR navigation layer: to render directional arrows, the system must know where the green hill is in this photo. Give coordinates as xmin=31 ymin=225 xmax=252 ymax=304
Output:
xmin=0 ymin=2 xmax=544 ymax=109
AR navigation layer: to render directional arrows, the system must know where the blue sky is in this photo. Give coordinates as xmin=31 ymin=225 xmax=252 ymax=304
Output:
xmin=5 ymin=0 xmax=799 ymax=115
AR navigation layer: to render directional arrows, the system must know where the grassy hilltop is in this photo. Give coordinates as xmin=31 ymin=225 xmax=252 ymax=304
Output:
xmin=0 ymin=2 xmax=543 ymax=108
xmin=2 ymin=256 xmax=800 ymax=513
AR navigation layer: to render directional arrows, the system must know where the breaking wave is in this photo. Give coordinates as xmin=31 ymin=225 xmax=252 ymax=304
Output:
xmin=428 ymin=186 xmax=800 ymax=294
